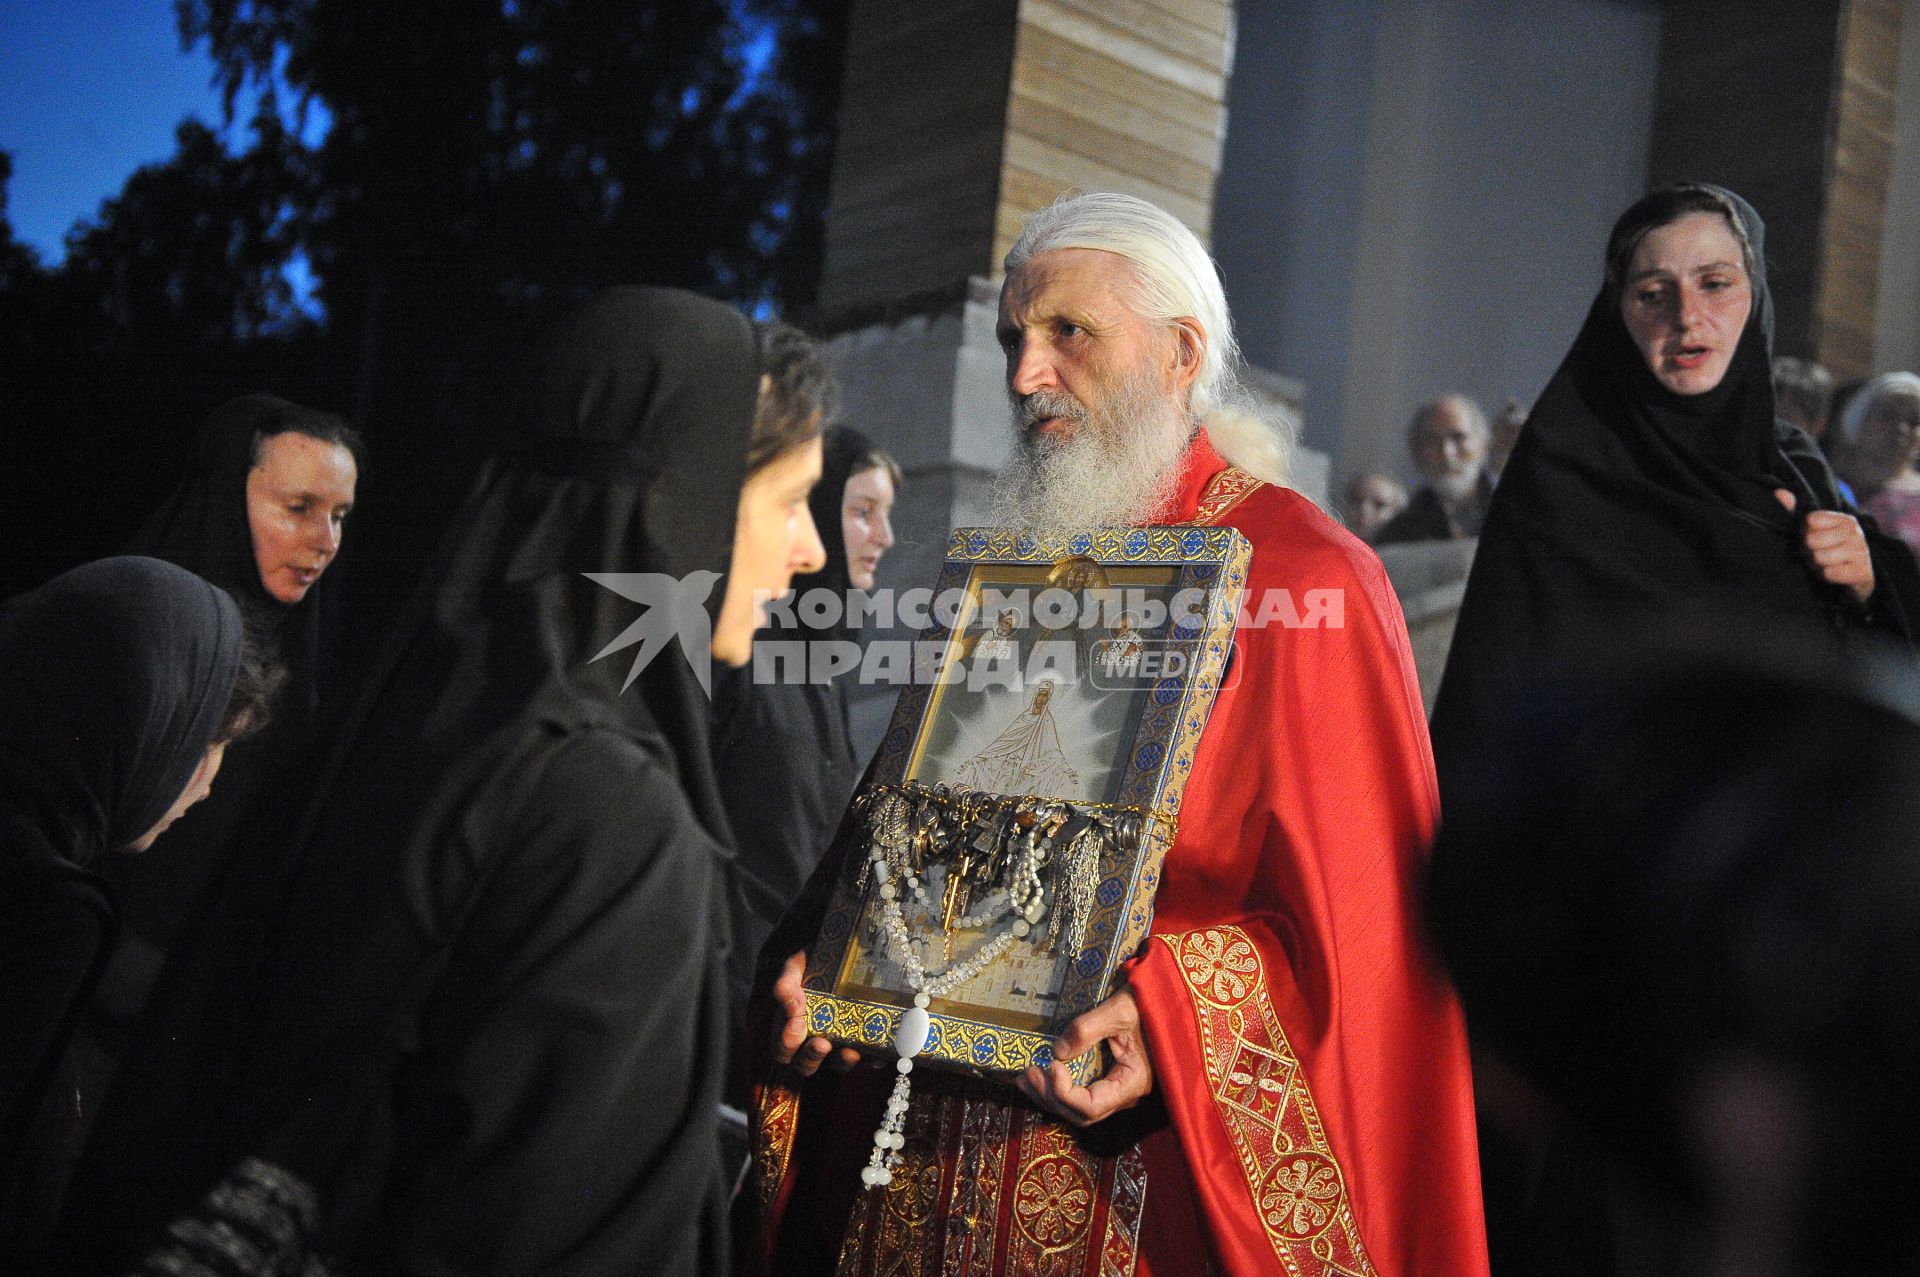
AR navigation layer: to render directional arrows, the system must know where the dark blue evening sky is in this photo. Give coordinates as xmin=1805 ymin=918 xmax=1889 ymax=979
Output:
xmin=0 ymin=0 xmax=228 ymax=260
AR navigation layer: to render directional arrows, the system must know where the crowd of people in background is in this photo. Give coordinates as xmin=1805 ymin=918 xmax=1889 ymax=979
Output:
xmin=1345 ymin=349 xmax=1920 ymax=570
xmin=7 ymin=180 xmax=1920 ymax=1277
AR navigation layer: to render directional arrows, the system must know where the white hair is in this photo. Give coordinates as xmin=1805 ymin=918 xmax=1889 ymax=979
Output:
xmin=1005 ymin=191 xmax=1294 ymax=488
xmin=1408 ymin=394 xmax=1490 ymax=444
xmin=1837 ymin=372 xmax=1920 ymax=448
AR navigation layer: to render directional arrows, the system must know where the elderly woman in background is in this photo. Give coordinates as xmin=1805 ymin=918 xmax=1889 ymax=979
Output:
xmin=1341 ymin=470 xmax=1409 ymax=541
xmin=1836 ymin=372 xmax=1920 ymax=555
xmin=1432 ymin=184 xmax=1920 ymax=1276
xmin=1 ymin=557 xmax=275 ymax=1269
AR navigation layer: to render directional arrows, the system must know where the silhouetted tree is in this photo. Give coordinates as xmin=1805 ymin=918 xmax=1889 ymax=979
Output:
xmin=182 ymin=0 xmax=842 ymax=426
xmin=60 ymin=114 xmax=316 ymax=348
xmin=0 ymin=152 xmax=44 ymax=294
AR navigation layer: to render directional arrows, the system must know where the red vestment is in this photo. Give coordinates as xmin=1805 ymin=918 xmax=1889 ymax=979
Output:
xmin=749 ymin=433 xmax=1489 ymax=1277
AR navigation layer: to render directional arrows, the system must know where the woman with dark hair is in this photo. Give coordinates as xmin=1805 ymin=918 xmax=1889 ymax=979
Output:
xmin=1 ymin=556 xmax=274 ymax=1267
xmin=714 ymin=424 xmax=900 ymax=1099
xmin=56 ymin=289 xmax=829 ymax=1277
xmin=1430 ymin=183 xmax=1920 ymax=1277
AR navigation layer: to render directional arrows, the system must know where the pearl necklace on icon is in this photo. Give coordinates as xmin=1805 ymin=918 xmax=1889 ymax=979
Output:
xmin=848 ymin=782 xmax=1149 ymax=1189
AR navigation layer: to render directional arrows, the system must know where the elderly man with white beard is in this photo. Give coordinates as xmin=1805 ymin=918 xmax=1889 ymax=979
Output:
xmin=1373 ymin=394 xmax=1497 ymax=544
xmin=746 ymin=193 xmax=1489 ymax=1277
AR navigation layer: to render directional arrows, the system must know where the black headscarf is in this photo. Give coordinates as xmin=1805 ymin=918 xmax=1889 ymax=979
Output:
xmin=2 ymin=557 xmax=240 ymax=1244
xmin=0 ymin=556 xmax=243 ymax=864
xmin=102 ymin=397 xmax=354 ymax=962
xmin=1432 ymin=185 xmax=1920 ymax=806
xmin=57 ymin=288 xmax=757 ymax=1276
xmin=126 ymin=395 xmax=346 ymax=714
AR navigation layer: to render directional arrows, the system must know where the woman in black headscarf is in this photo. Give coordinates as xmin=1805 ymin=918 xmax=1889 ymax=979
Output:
xmin=714 ymin=424 xmax=900 ymax=1092
xmin=1 ymin=556 xmax=262 ymax=1265
xmin=1429 ymin=184 xmax=1920 ymax=1277
xmin=128 ymin=394 xmax=361 ymax=707
xmin=1433 ymin=184 xmax=1920 ymax=797
xmin=57 ymin=289 xmax=832 ymax=1277
xmin=92 ymin=398 xmax=361 ymax=1026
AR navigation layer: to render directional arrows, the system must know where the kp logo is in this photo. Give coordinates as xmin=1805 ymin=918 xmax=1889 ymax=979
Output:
xmin=583 ymin=571 xmax=722 ymax=695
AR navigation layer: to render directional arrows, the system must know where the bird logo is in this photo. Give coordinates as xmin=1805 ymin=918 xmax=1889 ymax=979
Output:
xmin=582 ymin=570 xmax=723 ymax=695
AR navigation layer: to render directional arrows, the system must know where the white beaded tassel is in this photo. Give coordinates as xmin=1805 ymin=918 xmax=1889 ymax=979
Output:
xmin=859 ymin=836 xmax=1045 ymax=1191
xmin=864 ymin=992 xmax=931 ymax=1187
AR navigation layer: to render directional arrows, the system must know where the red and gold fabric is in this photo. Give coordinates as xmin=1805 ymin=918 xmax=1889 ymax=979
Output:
xmin=747 ymin=432 xmax=1489 ymax=1276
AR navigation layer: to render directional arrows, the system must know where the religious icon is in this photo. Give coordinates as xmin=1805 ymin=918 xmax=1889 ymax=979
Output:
xmin=800 ymin=525 xmax=1252 ymax=1083
xmin=955 ymin=678 xmax=1080 ymax=796
xmin=1095 ymin=613 xmax=1144 ymax=679
xmin=973 ymin=608 xmax=1019 ymax=663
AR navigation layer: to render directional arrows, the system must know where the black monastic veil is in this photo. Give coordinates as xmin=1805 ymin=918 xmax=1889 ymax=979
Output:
xmin=126 ymin=395 xmax=338 ymax=710
xmin=1431 ymin=185 xmax=1920 ymax=810
xmin=1 ymin=558 xmax=241 ymax=1264
xmin=56 ymin=289 xmax=757 ymax=1277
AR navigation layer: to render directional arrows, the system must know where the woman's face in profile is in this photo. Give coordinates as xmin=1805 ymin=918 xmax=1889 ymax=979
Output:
xmin=712 ymin=434 xmax=827 ymax=666
xmin=1619 ymin=211 xmax=1753 ymax=397
xmin=122 ymin=740 xmax=228 ymax=852
xmin=246 ymin=432 xmax=358 ymax=604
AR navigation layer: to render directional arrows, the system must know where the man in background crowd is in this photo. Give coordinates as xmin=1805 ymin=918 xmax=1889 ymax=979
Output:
xmin=1374 ymin=393 xmax=1495 ymax=544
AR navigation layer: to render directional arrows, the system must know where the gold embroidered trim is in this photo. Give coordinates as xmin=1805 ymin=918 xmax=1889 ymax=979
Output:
xmin=835 ymin=1079 xmax=1143 ymax=1277
xmin=1159 ymin=926 xmax=1377 ymax=1276
xmin=1181 ymin=465 xmax=1264 ymax=527
xmin=751 ymin=1082 xmax=801 ymax=1226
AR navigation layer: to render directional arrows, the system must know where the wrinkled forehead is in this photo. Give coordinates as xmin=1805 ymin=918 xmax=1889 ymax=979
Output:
xmin=999 ymin=248 xmax=1141 ymax=324
xmin=1414 ymin=403 xmax=1482 ymax=442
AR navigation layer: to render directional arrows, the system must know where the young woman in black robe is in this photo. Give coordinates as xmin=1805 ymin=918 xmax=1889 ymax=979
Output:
xmin=1429 ymin=184 xmax=1920 ymax=1277
xmin=1 ymin=557 xmax=258 ymax=1266
xmin=714 ymin=425 xmax=903 ymax=1100
xmin=55 ymin=288 xmax=832 ymax=1277
xmin=1434 ymin=184 xmax=1919 ymax=791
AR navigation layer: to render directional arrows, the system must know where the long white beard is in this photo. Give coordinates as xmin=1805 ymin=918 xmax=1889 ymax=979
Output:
xmin=988 ymin=370 xmax=1191 ymax=532
xmin=1430 ymin=466 xmax=1484 ymax=504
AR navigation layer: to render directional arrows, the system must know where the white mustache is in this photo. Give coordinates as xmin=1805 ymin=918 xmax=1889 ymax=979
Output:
xmin=1016 ymin=391 xmax=1089 ymax=431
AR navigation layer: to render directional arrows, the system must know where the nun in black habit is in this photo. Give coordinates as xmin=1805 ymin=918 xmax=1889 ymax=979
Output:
xmin=1429 ymin=184 xmax=1920 ymax=1277
xmin=90 ymin=397 xmax=359 ymax=1022
xmin=55 ymin=289 xmax=806 ymax=1277
xmin=1 ymin=557 xmax=247 ymax=1265
xmin=1433 ymin=184 xmax=1920 ymax=802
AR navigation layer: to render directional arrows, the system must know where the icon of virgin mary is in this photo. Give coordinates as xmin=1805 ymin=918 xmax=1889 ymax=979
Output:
xmin=956 ymin=679 xmax=1080 ymax=797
